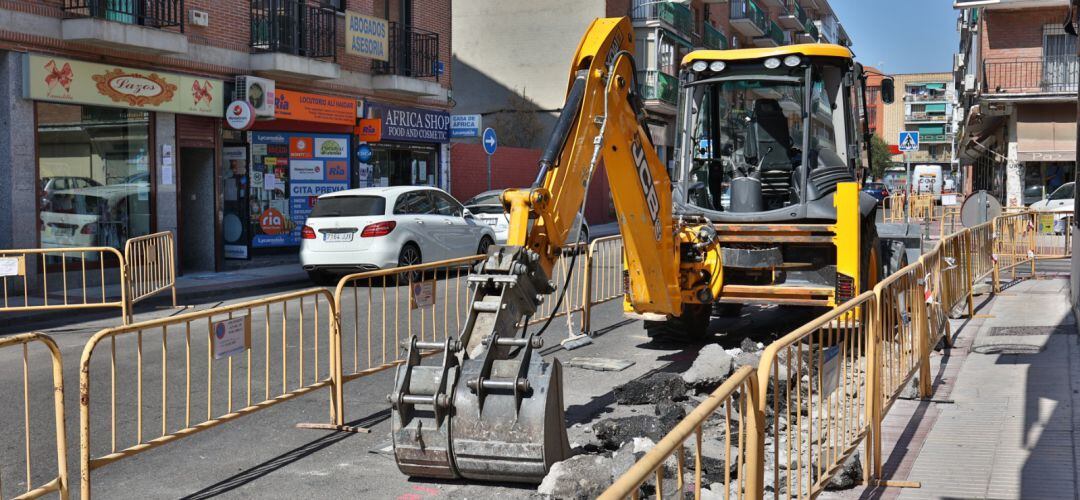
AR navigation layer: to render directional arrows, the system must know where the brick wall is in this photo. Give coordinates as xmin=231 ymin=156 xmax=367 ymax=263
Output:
xmin=449 ymin=143 xmax=615 ymax=225
xmin=982 ymin=7 xmax=1065 ymax=60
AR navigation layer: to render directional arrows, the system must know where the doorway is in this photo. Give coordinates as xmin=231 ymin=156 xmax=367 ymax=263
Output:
xmin=180 ymin=148 xmax=216 ymax=273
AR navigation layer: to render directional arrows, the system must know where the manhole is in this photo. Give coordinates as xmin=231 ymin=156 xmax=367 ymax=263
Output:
xmin=989 ymin=326 xmax=1072 ymax=336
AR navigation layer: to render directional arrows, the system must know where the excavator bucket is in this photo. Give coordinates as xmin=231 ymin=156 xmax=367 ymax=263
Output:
xmin=388 ymin=246 xmax=571 ymax=484
xmin=451 ymin=334 xmax=570 ymax=482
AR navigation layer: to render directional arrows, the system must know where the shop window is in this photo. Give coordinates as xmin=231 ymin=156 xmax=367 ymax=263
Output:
xmin=36 ymin=102 xmax=152 ymax=250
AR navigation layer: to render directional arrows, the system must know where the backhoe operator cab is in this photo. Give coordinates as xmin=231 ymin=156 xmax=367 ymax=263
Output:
xmin=669 ymin=45 xmax=899 ymax=309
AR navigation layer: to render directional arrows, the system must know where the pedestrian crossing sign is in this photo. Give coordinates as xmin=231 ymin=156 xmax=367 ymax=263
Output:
xmin=898 ymin=131 xmax=920 ymax=152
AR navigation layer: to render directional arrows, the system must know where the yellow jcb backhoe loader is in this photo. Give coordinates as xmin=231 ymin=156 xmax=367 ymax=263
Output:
xmin=387 ymin=16 xmax=916 ymax=484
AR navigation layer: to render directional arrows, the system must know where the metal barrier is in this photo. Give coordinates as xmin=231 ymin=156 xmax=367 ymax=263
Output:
xmin=331 ymin=256 xmax=482 ymax=426
xmin=530 ymin=243 xmax=589 ymax=329
xmin=582 ymin=236 xmax=626 ymax=334
xmin=883 ymin=194 xmax=905 ymax=223
xmin=599 ymin=366 xmax=759 ymax=499
xmin=758 ymin=292 xmax=877 ymax=498
xmin=124 ymin=232 xmax=178 ymax=319
xmin=1032 ymin=210 xmax=1073 ymax=260
xmin=0 ymin=333 xmax=69 ymax=500
xmin=78 ymin=288 xmax=337 ymax=498
xmin=0 ymin=247 xmax=128 ymax=323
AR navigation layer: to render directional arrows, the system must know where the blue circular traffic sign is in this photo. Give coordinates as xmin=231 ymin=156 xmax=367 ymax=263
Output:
xmin=482 ymin=127 xmax=498 ymax=155
xmin=357 ymin=143 xmax=373 ymax=163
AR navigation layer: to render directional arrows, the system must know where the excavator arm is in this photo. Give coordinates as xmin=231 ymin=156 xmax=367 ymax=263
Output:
xmin=388 ymin=17 xmax=722 ymax=484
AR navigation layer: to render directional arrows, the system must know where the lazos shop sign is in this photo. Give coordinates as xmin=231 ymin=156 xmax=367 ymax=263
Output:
xmin=366 ymin=102 xmax=450 ymax=144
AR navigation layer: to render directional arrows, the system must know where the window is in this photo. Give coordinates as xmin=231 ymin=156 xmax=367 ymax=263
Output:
xmin=37 ymin=103 xmax=151 ymax=250
xmin=321 ymin=0 xmax=345 ymax=12
xmin=1043 ymin=24 xmax=1078 ymax=92
xmin=394 ymin=191 xmax=434 ymax=215
xmin=1049 ymin=183 xmax=1074 ymax=201
xmin=432 ymin=192 xmax=463 ymax=217
xmin=310 ymin=196 xmax=386 ymax=218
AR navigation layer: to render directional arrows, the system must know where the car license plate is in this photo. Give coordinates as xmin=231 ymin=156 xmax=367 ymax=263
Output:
xmin=479 ymin=217 xmax=500 ymax=226
xmin=54 ymin=226 xmax=74 ymax=237
xmin=323 ymin=232 xmax=353 ymax=243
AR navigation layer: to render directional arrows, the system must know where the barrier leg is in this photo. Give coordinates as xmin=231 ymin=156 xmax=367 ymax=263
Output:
xmin=865 ymin=295 xmax=882 ymax=481
xmin=916 ymin=268 xmax=933 ymax=399
xmin=744 ymin=375 xmax=764 ymax=499
xmin=965 ymin=231 xmax=975 ymax=319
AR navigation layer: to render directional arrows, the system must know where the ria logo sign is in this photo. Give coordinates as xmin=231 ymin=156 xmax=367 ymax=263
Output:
xmin=225 ymin=100 xmax=255 ymax=130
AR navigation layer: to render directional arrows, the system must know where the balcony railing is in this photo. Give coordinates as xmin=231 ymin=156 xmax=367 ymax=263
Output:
xmin=703 ymin=23 xmax=728 ymax=50
xmin=638 ymin=70 xmax=678 ymax=105
xmin=906 ymin=112 xmax=948 ymax=122
xmin=250 ymin=0 xmax=336 ymax=60
xmin=630 ymin=0 xmax=694 ymax=35
xmin=63 ymin=0 xmax=184 ymax=31
xmin=983 ymin=56 xmax=1079 ymax=94
xmin=802 ymin=19 xmax=819 ymax=41
xmin=904 ymin=93 xmax=947 ymax=102
xmin=793 ymin=0 xmax=809 ymax=27
xmin=371 ymin=22 xmax=441 ymax=79
xmin=767 ymin=21 xmax=786 ymax=45
xmin=730 ymin=0 xmax=770 ymax=35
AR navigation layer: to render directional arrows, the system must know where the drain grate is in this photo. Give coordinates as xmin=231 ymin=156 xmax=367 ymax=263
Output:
xmin=989 ymin=326 xmax=1073 ymax=337
xmin=971 ymin=344 xmax=1045 ymax=355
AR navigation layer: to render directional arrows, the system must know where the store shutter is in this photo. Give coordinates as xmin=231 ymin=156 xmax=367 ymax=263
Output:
xmin=176 ymin=115 xmax=218 ymax=148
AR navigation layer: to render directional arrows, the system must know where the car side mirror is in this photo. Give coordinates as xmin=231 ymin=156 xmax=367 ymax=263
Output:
xmin=881 ymin=77 xmax=895 ymax=104
xmin=463 ymin=208 xmax=475 ymax=218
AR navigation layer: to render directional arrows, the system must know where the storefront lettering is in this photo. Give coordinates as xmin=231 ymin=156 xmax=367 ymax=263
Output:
xmin=291 ymin=183 xmax=345 ymax=197
xmin=371 ymin=105 xmax=450 ymax=143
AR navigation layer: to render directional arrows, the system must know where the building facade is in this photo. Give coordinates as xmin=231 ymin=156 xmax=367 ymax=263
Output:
xmin=880 ymin=73 xmax=957 ymax=190
xmin=0 ymin=0 xmax=452 ymax=273
xmin=953 ymin=0 xmax=1075 ymax=206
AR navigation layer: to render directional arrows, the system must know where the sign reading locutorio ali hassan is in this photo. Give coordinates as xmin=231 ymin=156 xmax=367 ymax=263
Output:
xmin=23 ymin=53 xmax=223 ymax=117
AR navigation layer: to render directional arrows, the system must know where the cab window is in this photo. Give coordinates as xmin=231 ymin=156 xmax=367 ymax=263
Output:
xmin=432 ymin=192 xmax=463 ymax=217
xmin=394 ymin=191 xmax=435 ymax=215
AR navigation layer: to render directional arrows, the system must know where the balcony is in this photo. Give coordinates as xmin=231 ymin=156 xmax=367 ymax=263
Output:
xmin=794 ymin=17 xmax=818 ymax=43
xmin=905 ymin=112 xmax=948 ymax=123
xmin=983 ymin=56 xmax=1079 ymax=95
xmin=703 ymin=23 xmax=728 ymax=50
xmin=753 ymin=21 xmax=786 ymax=48
xmin=777 ymin=1 xmax=804 ymax=30
xmin=372 ymin=22 xmax=444 ymax=97
xmin=630 ymin=0 xmax=694 ymax=36
xmin=729 ymin=0 xmax=769 ymax=38
xmin=250 ymin=0 xmax=339 ymax=80
xmin=638 ymin=70 xmax=679 ymax=109
xmin=61 ymin=0 xmax=188 ymax=54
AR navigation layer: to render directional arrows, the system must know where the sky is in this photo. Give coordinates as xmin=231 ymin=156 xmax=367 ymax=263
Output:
xmin=830 ymin=0 xmax=960 ymax=75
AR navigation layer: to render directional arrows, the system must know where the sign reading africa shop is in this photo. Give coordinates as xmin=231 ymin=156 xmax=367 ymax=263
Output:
xmin=365 ymin=103 xmax=450 ymax=143
xmin=250 ymin=132 xmax=351 ymax=248
xmin=23 ymin=54 xmax=223 ymax=116
xmin=274 ymin=90 xmax=356 ymax=126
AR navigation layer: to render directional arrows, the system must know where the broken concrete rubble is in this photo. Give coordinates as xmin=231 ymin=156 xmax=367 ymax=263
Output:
xmin=613 ymin=371 xmax=688 ymax=405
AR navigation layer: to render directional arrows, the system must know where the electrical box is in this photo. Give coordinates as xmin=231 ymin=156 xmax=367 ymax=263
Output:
xmin=190 ymin=10 xmax=209 ymax=27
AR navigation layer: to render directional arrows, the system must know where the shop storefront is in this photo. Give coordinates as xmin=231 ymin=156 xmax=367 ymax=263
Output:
xmin=223 ymin=89 xmax=357 ymax=259
xmin=23 ymin=53 xmax=223 ymax=252
xmin=358 ymin=102 xmax=449 ymax=189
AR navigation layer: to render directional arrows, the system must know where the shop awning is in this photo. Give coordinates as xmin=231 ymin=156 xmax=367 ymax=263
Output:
xmin=924 ymin=82 xmax=946 ymax=90
xmin=924 ymin=103 xmax=947 ymax=113
xmin=1017 ymin=104 xmax=1077 ymax=162
xmin=918 ymin=124 xmax=945 ymax=135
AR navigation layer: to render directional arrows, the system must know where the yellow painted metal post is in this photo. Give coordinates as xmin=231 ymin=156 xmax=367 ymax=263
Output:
xmin=865 ymin=293 xmax=882 ymax=481
xmin=744 ymin=375 xmax=764 ymax=499
xmin=580 ymin=242 xmax=595 ymax=336
xmin=915 ymin=262 xmax=933 ymax=398
xmin=964 ymin=230 xmax=975 ymax=318
xmin=833 ymin=182 xmax=861 ymax=294
xmin=1029 ymin=213 xmax=1037 ymax=277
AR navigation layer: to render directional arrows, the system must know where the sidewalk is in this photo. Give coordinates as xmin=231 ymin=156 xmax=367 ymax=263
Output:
xmin=827 ymin=275 xmax=1080 ymax=499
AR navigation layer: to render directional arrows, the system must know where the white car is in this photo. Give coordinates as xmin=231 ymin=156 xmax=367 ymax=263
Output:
xmin=462 ymin=189 xmax=589 ymax=245
xmin=1030 ymin=182 xmax=1074 ymax=233
xmin=300 ymin=187 xmax=496 ymax=285
xmin=40 ymin=183 xmax=150 ymax=249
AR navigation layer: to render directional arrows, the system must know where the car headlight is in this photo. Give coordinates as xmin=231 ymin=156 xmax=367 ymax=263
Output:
xmin=764 ymin=57 xmax=781 ymax=69
xmin=709 ymin=61 xmax=726 ymax=72
xmin=691 ymin=61 xmax=708 ymax=72
xmin=783 ymin=55 xmax=802 ymax=67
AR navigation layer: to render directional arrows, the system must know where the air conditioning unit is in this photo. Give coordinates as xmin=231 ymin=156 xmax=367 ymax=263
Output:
xmin=964 ymin=74 xmax=976 ymax=92
xmin=954 ymin=53 xmax=965 ymax=70
xmin=235 ymin=76 xmax=276 ymax=119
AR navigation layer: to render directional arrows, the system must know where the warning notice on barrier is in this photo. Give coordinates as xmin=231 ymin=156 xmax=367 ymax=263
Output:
xmin=0 ymin=256 xmax=23 ymax=277
xmin=821 ymin=345 xmax=841 ymax=396
xmin=410 ymin=281 xmax=436 ymax=310
xmin=212 ymin=316 xmax=251 ymax=359
xmin=942 ymin=194 xmax=958 ymax=206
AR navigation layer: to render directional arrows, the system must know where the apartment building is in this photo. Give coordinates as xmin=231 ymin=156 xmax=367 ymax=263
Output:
xmin=881 ymin=73 xmax=957 ymax=185
xmin=0 ymin=0 xmax=452 ymax=272
xmin=953 ymin=0 xmax=1075 ymax=206
xmin=452 ymin=0 xmax=851 ymax=178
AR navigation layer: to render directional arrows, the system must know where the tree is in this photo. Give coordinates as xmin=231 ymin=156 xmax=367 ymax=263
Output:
xmin=868 ymin=133 xmax=894 ymax=181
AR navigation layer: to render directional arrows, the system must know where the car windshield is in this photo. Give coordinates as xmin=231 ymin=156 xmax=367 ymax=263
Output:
xmin=463 ymin=191 xmax=506 ymax=214
xmin=45 ymin=194 xmax=108 ymax=216
xmin=1048 ymin=183 xmax=1074 ymax=201
xmin=309 ymin=195 xmax=386 ymax=218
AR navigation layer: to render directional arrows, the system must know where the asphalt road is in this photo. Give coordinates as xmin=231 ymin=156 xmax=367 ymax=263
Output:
xmin=0 ymin=273 xmax=824 ymax=500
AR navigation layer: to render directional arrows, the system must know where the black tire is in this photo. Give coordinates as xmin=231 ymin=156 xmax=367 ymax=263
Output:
xmin=644 ymin=303 xmax=712 ymax=341
xmin=396 ymin=243 xmax=422 ymax=285
xmin=477 ymin=235 xmax=494 ymax=256
xmin=307 ymin=270 xmax=338 ymax=287
xmin=714 ymin=302 xmax=744 ymax=317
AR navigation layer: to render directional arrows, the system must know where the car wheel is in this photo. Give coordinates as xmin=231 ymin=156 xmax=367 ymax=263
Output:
xmin=477 ymin=235 xmax=494 ymax=256
xmin=396 ymin=243 xmax=422 ymax=284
